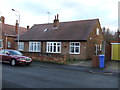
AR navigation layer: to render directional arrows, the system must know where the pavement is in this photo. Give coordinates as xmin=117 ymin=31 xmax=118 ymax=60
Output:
xmin=32 ymin=60 xmax=120 ymax=76
xmin=70 ymin=60 xmax=119 ymax=71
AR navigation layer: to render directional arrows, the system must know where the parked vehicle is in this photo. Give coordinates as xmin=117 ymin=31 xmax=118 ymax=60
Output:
xmin=0 ymin=49 xmax=32 ymax=66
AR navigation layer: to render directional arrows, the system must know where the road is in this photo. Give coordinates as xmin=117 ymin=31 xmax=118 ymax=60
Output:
xmin=2 ymin=63 xmax=118 ymax=88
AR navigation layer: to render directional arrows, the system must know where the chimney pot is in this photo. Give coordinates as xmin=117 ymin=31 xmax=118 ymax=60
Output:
xmin=15 ymin=20 xmax=19 ymax=34
xmin=53 ymin=14 xmax=59 ymax=27
xmin=0 ymin=16 xmax=5 ymax=23
xmin=55 ymin=15 xmax=56 ymax=20
xmin=27 ymin=25 xmax=30 ymax=30
xmin=57 ymin=14 xmax=59 ymax=20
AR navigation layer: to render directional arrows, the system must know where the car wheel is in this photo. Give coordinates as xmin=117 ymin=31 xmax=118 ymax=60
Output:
xmin=10 ymin=59 xmax=16 ymax=66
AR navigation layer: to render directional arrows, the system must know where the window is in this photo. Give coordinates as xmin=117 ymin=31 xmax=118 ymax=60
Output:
xmin=95 ymin=45 xmax=99 ymax=55
xmin=18 ymin=42 xmax=24 ymax=51
xmin=29 ymin=42 xmax=41 ymax=52
xmin=70 ymin=42 xmax=80 ymax=54
xmin=0 ymin=50 xmax=4 ymax=54
xmin=0 ymin=40 xmax=3 ymax=48
xmin=7 ymin=41 xmax=11 ymax=48
xmin=46 ymin=42 xmax=61 ymax=53
xmin=96 ymin=28 xmax=99 ymax=35
xmin=100 ymin=44 xmax=102 ymax=51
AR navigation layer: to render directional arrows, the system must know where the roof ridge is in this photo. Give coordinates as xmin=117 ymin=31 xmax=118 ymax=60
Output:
xmin=2 ymin=23 xmax=26 ymax=29
xmin=61 ymin=18 xmax=99 ymax=23
xmin=34 ymin=18 xmax=99 ymax=25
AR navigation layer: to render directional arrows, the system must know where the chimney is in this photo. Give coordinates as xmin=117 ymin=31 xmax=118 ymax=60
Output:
xmin=27 ymin=25 xmax=30 ymax=30
xmin=53 ymin=14 xmax=59 ymax=27
xmin=15 ymin=20 xmax=18 ymax=34
xmin=0 ymin=16 xmax=5 ymax=23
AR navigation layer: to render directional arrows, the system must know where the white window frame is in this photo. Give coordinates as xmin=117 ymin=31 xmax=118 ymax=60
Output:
xmin=7 ymin=41 xmax=11 ymax=48
xmin=70 ymin=42 xmax=80 ymax=54
xmin=46 ymin=42 xmax=61 ymax=53
xmin=100 ymin=44 xmax=102 ymax=51
xmin=29 ymin=42 xmax=41 ymax=52
xmin=18 ymin=42 xmax=24 ymax=51
xmin=96 ymin=28 xmax=99 ymax=35
xmin=95 ymin=45 xmax=99 ymax=55
xmin=0 ymin=40 xmax=3 ymax=48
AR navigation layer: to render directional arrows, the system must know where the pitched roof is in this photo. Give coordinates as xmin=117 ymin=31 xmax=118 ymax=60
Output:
xmin=19 ymin=19 xmax=99 ymax=41
xmin=0 ymin=23 xmax=27 ymax=37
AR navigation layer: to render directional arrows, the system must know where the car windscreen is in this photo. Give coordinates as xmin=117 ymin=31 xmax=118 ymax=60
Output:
xmin=8 ymin=50 xmax=22 ymax=55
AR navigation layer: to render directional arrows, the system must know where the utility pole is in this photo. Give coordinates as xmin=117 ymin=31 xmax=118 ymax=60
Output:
xmin=12 ymin=9 xmax=20 ymax=50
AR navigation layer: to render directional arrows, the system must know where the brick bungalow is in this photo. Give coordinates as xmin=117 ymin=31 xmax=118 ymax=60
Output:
xmin=18 ymin=15 xmax=103 ymax=64
xmin=0 ymin=16 xmax=28 ymax=50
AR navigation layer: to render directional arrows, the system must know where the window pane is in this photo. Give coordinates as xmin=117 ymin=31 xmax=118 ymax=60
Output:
xmin=57 ymin=46 xmax=60 ymax=52
xmin=71 ymin=43 xmax=74 ymax=46
xmin=48 ymin=45 xmax=50 ymax=52
xmin=75 ymin=43 xmax=79 ymax=46
xmin=54 ymin=43 xmax=56 ymax=46
xmin=54 ymin=45 xmax=56 ymax=52
xmin=8 ymin=41 xmax=11 ymax=48
xmin=75 ymin=47 xmax=79 ymax=53
xmin=50 ymin=45 xmax=52 ymax=52
xmin=37 ymin=42 xmax=40 ymax=51
xmin=71 ymin=47 xmax=74 ymax=53
xmin=57 ymin=43 xmax=60 ymax=45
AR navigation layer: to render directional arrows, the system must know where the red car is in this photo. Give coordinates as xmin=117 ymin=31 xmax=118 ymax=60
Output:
xmin=0 ymin=49 xmax=32 ymax=66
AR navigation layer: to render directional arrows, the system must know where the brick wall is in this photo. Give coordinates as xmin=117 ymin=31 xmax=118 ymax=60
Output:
xmin=20 ymin=41 xmax=88 ymax=64
xmin=105 ymin=43 xmax=111 ymax=60
xmin=7 ymin=36 xmax=16 ymax=49
xmin=62 ymin=42 xmax=87 ymax=60
xmin=22 ymin=52 xmax=67 ymax=64
xmin=2 ymin=36 xmax=16 ymax=50
xmin=86 ymin=21 xmax=103 ymax=60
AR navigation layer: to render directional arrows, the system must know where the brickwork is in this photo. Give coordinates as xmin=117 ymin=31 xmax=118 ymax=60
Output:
xmin=105 ymin=44 xmax=111 ymax=60
xmin=2 ymin=36 xmax=16 ymax=50
xmin=86 ymin=21 xmax=103 ymax=60
xmin=22 ymin=52 xmax=67 ymax=64
xmin=17 ymin=20 xmax=103 ymax=63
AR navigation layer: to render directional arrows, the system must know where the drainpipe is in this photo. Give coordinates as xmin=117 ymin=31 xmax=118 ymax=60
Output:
xmin=5 ymin=34 xmax=7 ymax=49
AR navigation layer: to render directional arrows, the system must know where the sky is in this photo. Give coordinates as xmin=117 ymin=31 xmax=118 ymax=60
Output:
xmin=0 ymin=0 xmax=119 ymax=32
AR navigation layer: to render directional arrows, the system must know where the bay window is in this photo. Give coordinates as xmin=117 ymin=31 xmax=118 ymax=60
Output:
xmin=46 ymin=42 xmax=61 ymax=53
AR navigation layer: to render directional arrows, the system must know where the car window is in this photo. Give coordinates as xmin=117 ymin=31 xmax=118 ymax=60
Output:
xmin=8 ymin=50 xmax=22 ymax=55
xmin=0 ymin=50 xmax=5 ymax=54
xmin=4 ymin=50 xmax=10 ymax=55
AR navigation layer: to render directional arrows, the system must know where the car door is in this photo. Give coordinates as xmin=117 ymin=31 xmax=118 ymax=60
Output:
xmin=2 ymin=50 xmax=12 ymax=63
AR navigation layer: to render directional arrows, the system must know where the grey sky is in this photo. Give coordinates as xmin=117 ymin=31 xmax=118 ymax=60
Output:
xmin=0 ymin=0 xmax=119 ymax=32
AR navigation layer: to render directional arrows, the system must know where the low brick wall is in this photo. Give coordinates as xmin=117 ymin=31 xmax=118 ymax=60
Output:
xmin=21 ymin=52 xmax=67 ymax=64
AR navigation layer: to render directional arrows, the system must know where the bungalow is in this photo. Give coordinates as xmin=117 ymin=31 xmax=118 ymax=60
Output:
xmin=0 ymin=16 xmax=28 ymax=50
xmin=18 ymin=14 xmax=104 ymax=64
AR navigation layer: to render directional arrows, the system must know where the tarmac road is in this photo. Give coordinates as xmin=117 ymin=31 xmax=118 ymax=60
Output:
xmin=2 ymin=63 xmax=119 ymax=88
